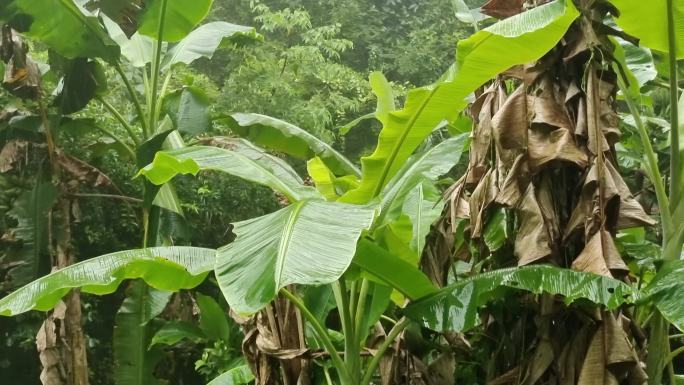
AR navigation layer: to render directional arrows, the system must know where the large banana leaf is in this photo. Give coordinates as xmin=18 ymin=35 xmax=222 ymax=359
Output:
xmin=613 ymin=0 xmax=684 ymax=59
xmin=0 ymin=247 xmax=215 ymax=316
xmin=114 ymin=280 xmax=171 ymax=385
xmin=641 ymin=260 xmax=684 ymax=332
xmin=138 ymin=0 xmax=213 ymax=42
xmin=0 ymin=0 xmax=120 ymax=62
xmin=162 ymin=21 xmax=258 ymax=70
xmin=403 ymin=266 xmax=635 ymax=332
xmin=226 ymin=113 xmax=360 ymax=177
xmin=139 ymin=139 xmax=321 ymax=202
xmin=215 ymin=200 xmax=376 ymax=315
xmin=340 ymin=0 xmax=578 ymax=204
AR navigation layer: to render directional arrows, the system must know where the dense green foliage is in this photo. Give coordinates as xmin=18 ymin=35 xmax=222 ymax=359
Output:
xmin=0 ymin=1 xmax=683 ymax=385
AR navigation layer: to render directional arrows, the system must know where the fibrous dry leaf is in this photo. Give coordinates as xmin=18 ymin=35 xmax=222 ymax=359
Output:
xmin=480 ymin=0 xmax=526 ymax=19
xmin=515 ymin=183 xmax=552 ymax=265
xmin=0 ymin=140 xmax=28 ymax=172
xmin=571 ymin=230 xmax=627 ymax=276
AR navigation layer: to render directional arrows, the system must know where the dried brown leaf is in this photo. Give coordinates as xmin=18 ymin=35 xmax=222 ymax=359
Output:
xmin=470 ymin=169 xmax=498 ymax=238
xmin=571 ymin=230 xmax=627 ymax=276
xmin=427 ymin=353 xmax=455 ymax=385
xmin=0 ymin=140 xmax=28 ymax=172
xmin=515 ymin=183 xmax=552 ymax=265
xmin=481 ymin=0 xmax=526 ymax=19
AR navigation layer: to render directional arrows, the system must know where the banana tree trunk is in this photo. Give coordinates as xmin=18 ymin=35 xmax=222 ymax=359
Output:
xmin=37 ymin=198 xmax=89 ymax=385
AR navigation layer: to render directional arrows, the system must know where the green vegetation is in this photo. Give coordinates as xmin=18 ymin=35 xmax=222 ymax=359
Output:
xmin=0 ymin=0 xmax=682 ymax=384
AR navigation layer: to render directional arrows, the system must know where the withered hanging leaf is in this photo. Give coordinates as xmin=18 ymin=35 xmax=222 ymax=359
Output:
xmin=577 ymin=323 xmax=620 ymax=385
xmin=515 ymin=183 xmax=552 ymax=265
xmin=585 ymin=72 xmax=621 ymax=155
xmin=427 ymin=352 xmax=455 ymax=385
xmin=491 ymin=86 xmax=529 ymax=206
xmin=1 ymin=27 xmax=41 ymax=100
xmin=56 ymin=152 xmax=115 ymax=189
xmin=86 ymin=0 xmax=142 ymax=37
xmin=557 ymin=324 xmax=591 ymax=385
xmin=577 ymin=312 xmax=645 ymax=385
xmin=536 ymin=175 xmax=562 ymax=244
xmin=481 ymin=0 xmax=526 ymax=19
xmin=37 ymin=301 xmax=68 ymax=385
xmin=468 ymin=85 xmax=504 ymax=185
xmin=492 ymin=86 xmax=528 ymax=165
xmin=527 ymin=78 xmax=588 ymax=170
xmin=470 ymin=169 xmax=498 ymax=238
xmin=495 ymin=154 xmax=529 ymax=207
xmin=604 ymin=160 xmax=656 ymax=229
xmin=565 ymin=159 xmax=654 ymax=238
xmin=487 ymin=367 xmax=521 ymax=385
xmin=525 ymin=337 xmax=554 ymax=385
xmin=571 ymin=230 xmax=627 ymax=276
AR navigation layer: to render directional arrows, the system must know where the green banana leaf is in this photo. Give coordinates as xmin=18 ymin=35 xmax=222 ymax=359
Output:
xmin=114 ymin=280 xmax=171 ymax=385
xmin=0 ymin=0 xmax=120 ymax=62
xmin=403 ymin=265 xmax=635 ymax=332
xmin=378 ymin=133 xmax=469 ymax=225
xmin=138 ymin=0 xmax=213 ymax=42
xmin=162 ymin=21 xmax=259 ymax=70
xmin=215 ymin=200 xmax=376 ymax=315
xmin=351 ymin=239 xmax=437 ymax=300
xmin=149 ymin=321 xmax=206 ymax=347
xmin=161 ymin=86 xmax=211 ymax=135
xmin=139 ymin=139 xmax=321 ymax=202
xmin=226 ymin=113 xmax=360 ymax=177
xmin=4 ymin=182 xmax=57 ymax=288
xmin=613 ymin=0 xmax=684 ymax=59
xmin=483 ymin=208 xmax=508 ymax=252
xmin=196 ymin=293 xmax=232 ymax=342
xmin=382 ymin=182 xmax=444 ymax=263
xmin=53 ymin=59 xmax=108 ymax=114
xmin=340 ymin=0 xmax=578 ymax=204
xmin=641 ymin=260 xmax=684 ymax=332
xmin=207 ymin=365 xmax=255 ymax=385
xmin=0 ymin=247 xmax=215 ymax=316
xmin=307 ymin=157 xmax=340 ymax=200
xmin=370 ymin=72 xmax=395 ymax=121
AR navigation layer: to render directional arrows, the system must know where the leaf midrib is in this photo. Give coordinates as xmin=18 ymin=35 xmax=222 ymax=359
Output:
xmin=371 ymin=85 xmax=440 ymax=199
xmin=201 ymin=147 xmax=305 ymax=202
xmin=275 ymin=201 xmax=307 ymax=287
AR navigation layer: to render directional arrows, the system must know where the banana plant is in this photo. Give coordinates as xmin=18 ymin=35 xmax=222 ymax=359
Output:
xmin=2 ymin=0 xmax=682 ymax=384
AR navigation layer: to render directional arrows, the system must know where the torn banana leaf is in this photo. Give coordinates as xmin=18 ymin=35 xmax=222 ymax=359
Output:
xmin=403 ymin=265 xmax=634 ymax=332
